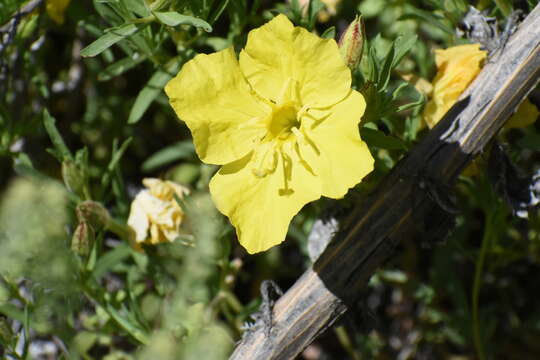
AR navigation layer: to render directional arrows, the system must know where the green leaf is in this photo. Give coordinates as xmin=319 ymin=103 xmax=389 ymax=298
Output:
xmin=92 ymin=244 xmax=132 ymax=280
xmin=80 ymin=23 xmax=142 ymax=58
xmin=128 ymin=59 xmax=181 ymax=124
xmin=153 ymin=11 xmax=212 ymax=32
xmin=141 ymin=140 xmax=196 ymax=172
xmin=208 ymin=0 xmax=230 ymax=24
xmin=361 ymin=127 xmax=407 ymax=150
xmin=98 ymin=54 xmax=147 ymax=81
xmin=392 ymin=34 xmax=417 ymax=68
xmin=105 ymin=302 xmax=149 ymax=344
xmin=307 ymin=0 xmax=325 ymax=29
xmin=123 ymin=0 xmax=150 ymax=17
xmin=108 ymin=138 xmax=133 ymax=172
xmin=320 ymin=26 xmax=336 ymax=39
xmin=400 ymin=9 xmax=454 ymax=35
xmin=377 ymin=45 xmax=395 ymax=91
xmin=43 ymin=109 xmax=72 ymax=161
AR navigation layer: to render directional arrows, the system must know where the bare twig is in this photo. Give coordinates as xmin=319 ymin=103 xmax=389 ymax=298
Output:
xmin=230 ymin=4 xmax=540 ymax=359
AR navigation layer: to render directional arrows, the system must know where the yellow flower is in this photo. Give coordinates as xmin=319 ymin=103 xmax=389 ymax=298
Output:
xmin=505 ymin=99 xmax=539 ymax=129
xmin=46 ymin=0 xmax=72 ymax=25
xmin=422 ymin=43 xmax=538 ymax=130
xmin=422 ymin=44 xmax=487 ymax=128
xmin=127 ymin=178 xmax=189 ymax=246
xmin=165 ymin=15 xmax=374 ymax=254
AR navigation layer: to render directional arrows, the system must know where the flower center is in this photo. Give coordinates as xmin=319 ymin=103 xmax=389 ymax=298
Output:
xmin=268 ymin=102 xmax=300 ymax=140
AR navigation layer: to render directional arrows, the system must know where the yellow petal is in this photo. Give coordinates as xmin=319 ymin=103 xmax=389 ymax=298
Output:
xmin=239 ymin=14 xmax=350 ymax=108
xmin=305 ymin=90 xmax=374 ymax=198
xmin=505 ymin=99 xmax=539 ymax=129
xmin=423 ymin=44 xmax=487 ymax=128
xmin=127 ymin=191 xmax=151 ymax=243
xmin=209 ymin=150 xmax=321 ymax=254
xmin=165 ymin=47 xmax=270 ymax=165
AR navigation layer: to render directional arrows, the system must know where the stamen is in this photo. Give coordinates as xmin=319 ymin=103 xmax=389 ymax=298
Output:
xmin=252 ymin=141 xmax=278 ymax=178
xmin=294 ymin=142 xmax=316 ymax=176
xmin=291 ymin=126 xmax=320 ymax=155
xmin=278 ymin=147 xmax=294 ymax=196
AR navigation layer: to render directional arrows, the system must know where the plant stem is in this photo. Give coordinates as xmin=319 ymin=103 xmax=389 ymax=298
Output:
xmin=334 ymin=326 xmax=362 ymax=360
xmin=472 ymin=211 xmax=493 ymax=360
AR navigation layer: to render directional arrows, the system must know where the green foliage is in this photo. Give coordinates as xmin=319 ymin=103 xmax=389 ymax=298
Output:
xmin=1 ymin=0 xmax=540 ymax=358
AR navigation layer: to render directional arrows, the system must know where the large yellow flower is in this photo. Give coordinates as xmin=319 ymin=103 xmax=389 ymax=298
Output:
xmin=127 ymin=178 xmax=189 ymax=246
xmin=423 ymin=44 xmax=487 ymax=128
xmin=165 ymin=15 xmax=373 ymax=254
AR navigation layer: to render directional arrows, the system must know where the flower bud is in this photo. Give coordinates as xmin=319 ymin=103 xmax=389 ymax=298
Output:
xmin=62 ymin=159 xmax=86 ymax=197
xmin=338 ymin=15 xmax=365 ymax=71
xmin=76 ymin=201 xmax=110 ymax=229
xmin=72 ymin=221 xmax=94 ymax=256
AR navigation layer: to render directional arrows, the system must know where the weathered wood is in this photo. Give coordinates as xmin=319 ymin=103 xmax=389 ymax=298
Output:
xmin=230 ymin=5 xmax=540 ymax=359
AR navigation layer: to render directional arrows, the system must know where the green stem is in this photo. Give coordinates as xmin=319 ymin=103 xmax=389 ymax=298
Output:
xmin=334 ymin=326 xmax=362 ymax=360
xmin=472 ymin=211 xmax=493 ymax=360
xmin=107 ymin=218 xmax=133 ymax=242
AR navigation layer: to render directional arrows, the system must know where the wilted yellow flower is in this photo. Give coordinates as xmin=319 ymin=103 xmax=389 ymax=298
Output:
xmin=127 ymin=178 xmax=189 ymax=246
xmin=46 ymin=0 xmax=72 ymax=25
xmin=165 ymin=15 xmax=373 ymax=254
xmin=423 ymin=44 xmax=487 ymax=128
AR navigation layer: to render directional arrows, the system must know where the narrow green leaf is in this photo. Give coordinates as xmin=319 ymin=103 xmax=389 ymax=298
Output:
xmin=92 ymin=244 xmax=132 ymax=280
xmin=108 ymin=137 xmax=133 ymax=172
xmin=378 ymin=45 xmax=395 ymax=91
xmin=361 ymin=127 xmax=407 ymax=150
xmin=123 ymin=0 xmax=150 ymax=17
xmin=98 ymin=54 xmax=147 ymax=81
xmin=392 ymin=34 xmax=417 ymax=68
xmin=208 ymin=0 xmax=230 ymax=24
xmin=153 ymin=11 xmax=212 ymax=32
xmin=141 ymin=140 xmax=196 ymax=172
xmin=320 ymin=26 xmax=336 ymax=39
xmin=400 ymin=9 xmax=454 ymax=35
xmin=128 ymin=60 xmax=181 ymax=124
xmin=80 ymin=23 xmax=141 ymax=58
xmin=105 ymin=303 xmax=149 ymax=344
xmin=43 ymin=109 xmax=72 ymax=161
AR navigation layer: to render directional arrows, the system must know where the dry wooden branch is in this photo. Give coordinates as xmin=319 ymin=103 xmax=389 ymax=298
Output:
xmin=231 ymin=4 xmax=540 ymax=359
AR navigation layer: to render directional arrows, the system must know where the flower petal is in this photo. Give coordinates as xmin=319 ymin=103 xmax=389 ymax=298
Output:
xmin=127 ymin=191 xmax=151 ymax=243
xmin=209 ymin=150 xmax=321 ymax=254
xmin=165 ymin=47 xmax=270 ymax=165
xmin=239 ymin=14 xmax=351 ymax=108
xmin=423 ymin=44 xmax=487 ymax=128
xmin=305 ymin=90 xmax=374 ymax=198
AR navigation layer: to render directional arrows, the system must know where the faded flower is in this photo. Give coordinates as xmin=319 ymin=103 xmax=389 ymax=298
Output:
xmin=127 ymin=178 xmax=189 ymax=246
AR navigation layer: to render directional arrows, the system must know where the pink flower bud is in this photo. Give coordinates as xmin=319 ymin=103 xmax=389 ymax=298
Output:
xmin=338 ymin=15 xmax=365 ymax=70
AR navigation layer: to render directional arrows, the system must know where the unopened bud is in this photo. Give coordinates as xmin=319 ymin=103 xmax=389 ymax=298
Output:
xmin=338 ymin=15 xmax=365 ymax=71
xmin=76 ymin=201 xmax=110 ymax=229
xmin=62 ymin=159 xmax=86 ymax=197
xmin=72 ymin=221 xmax=95 ymax=256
